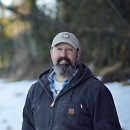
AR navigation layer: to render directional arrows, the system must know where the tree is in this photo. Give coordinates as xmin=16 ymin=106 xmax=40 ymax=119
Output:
xmin=0 ymin=0 xmax=130 ymax=82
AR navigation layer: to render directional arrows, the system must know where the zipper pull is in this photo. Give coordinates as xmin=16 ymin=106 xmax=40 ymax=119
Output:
xmin=80 ymin=104 xmax=83 ymax=109
xmin=50 ymin=101 xmax=55 ymax=107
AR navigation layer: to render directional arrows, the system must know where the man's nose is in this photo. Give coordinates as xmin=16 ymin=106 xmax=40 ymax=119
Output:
xmin=60 ymin=50 xmax=67 ymax=57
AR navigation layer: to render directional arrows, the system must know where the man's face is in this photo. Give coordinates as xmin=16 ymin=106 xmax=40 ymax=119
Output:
xmin=50 ymin=42 xmax=81 ymax=76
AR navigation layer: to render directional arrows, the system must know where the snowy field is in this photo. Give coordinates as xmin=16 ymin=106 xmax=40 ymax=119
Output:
xmin=0 ymin=79 xmax=130 ymax=130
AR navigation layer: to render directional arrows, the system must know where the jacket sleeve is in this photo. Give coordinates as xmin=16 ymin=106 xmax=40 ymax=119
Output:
xmin=22 ymin=85 xmax=35 ymax=130
xmin=90 ymin=79 xmax=122 ymax=130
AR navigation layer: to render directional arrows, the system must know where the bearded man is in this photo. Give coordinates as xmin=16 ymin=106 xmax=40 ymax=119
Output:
xmin=22 ymin=32 xmax=122 ymax=130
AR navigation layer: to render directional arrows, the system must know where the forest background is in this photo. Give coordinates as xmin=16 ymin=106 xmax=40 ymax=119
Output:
xmin=0 ymin=0 xmax=130 ymax=84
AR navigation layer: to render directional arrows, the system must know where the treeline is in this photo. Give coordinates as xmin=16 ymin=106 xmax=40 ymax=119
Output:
xmin=0 ymin=0 xmax=130 ymax=83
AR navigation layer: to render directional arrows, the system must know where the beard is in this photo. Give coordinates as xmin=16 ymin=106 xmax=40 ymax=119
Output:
xmin=53 ymin=57 xmax=76 ymax=77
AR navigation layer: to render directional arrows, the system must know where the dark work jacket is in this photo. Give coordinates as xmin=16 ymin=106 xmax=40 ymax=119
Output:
xmin=22 ymin=63 xmax=122 ymax=130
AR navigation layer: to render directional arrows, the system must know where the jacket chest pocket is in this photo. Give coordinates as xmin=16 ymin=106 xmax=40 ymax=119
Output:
xmin=60 ymin=100 xmax=84 ymax=115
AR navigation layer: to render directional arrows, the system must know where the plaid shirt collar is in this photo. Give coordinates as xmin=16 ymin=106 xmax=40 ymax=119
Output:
xmin=48 ymin=69 xmax=78 ymax=99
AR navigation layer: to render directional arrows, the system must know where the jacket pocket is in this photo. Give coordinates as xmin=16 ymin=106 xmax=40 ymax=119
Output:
xmin=60 ymin=100 xmax=85 ymax=116
xmin=61 ymin=100 xmax=83 ymax=109
xmin=59 ymin=100 xmax=89 ymax=127
xmin=60 ymin=100 xmax=91 ymax=116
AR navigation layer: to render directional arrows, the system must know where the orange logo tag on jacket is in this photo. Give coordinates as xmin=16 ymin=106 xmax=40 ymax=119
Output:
xmin=68 ymin=108 xmax=74 ymax=114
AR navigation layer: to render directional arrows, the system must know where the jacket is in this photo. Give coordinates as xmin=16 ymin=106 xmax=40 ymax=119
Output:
xmin=22 ymin=63 xmax=122 ymax=130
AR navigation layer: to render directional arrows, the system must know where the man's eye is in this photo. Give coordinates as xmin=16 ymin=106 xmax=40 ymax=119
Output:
xmin=57 ymin=48 xmax=62 ymax=50
xmin=67 ymin=48 xmax=73 ymax=51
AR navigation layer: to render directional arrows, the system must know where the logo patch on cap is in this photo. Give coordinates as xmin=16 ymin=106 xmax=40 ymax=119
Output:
xmin=62 ymin=33 xmax=70 ymax=39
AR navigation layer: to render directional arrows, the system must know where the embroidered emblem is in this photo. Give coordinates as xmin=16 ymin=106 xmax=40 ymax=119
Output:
xmin=68 ymin=108 xmax=74 ymax=114
xmin=62 ymin=33 xmax=70 ymax=39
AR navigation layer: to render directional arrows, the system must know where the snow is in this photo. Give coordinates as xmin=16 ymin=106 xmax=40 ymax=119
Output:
xmin=0 ymin=79 xmax=130 ymax=130
xmin=0 ymin=79 xmax=35 ymax=130
xmin=106 ymin=82 xmax=130 ymax=130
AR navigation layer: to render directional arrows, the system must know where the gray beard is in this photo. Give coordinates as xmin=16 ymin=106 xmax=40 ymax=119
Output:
xmin=53 ymin=64 xmax=74 ymax=77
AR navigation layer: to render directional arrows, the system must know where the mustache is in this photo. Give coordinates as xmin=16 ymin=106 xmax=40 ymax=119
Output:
xmin=57 ymin=57 xmax=71 ymax=65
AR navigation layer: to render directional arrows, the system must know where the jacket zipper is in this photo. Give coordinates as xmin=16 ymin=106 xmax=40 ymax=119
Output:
xmin=49 ymin=104 xmax=55 ymax=130
xmin=43 ymin=84 xmax=78 ymax=130
xmin=50 ymin=100 xmax=55 ymax=107
xmin=43 ymin=86 xmax=53 ymax=99
xmin=42 ymin=86 xmax=55 ymax=107
xmin=42 ymin=86 xmax=55 ymax=130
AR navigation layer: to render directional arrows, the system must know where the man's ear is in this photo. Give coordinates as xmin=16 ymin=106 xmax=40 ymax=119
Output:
xmin=50 ymin=49 xmax=53 ymax=57
xmin=77 ymin=50 xmax=81 ymax=61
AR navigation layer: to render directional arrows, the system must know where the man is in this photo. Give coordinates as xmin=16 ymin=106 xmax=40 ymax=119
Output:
xmin=22 ymin=32 xmax=122 ymax=130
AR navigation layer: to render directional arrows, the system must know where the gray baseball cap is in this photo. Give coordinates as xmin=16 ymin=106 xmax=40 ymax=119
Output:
xmin=51 ymin=32 xmax=80 ymax=49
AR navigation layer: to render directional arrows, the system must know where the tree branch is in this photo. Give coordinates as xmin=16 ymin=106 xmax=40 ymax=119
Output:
xmin=107 ymin=0 xmax=130 ymax=29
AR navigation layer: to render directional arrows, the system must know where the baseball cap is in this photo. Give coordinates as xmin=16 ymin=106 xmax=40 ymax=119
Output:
xmin=51 ymin=32 xmax=80 ymax=49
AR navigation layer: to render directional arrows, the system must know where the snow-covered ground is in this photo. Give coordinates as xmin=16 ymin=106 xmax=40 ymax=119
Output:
xmin=0 ymin=79 xmax=130 ymax=130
